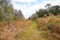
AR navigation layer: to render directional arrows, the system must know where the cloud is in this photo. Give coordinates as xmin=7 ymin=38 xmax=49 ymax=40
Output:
xmin=12 ymin=0 xmax=37 ymax=3
xmin=11 ymin=0 xmax=60 ymax=18
xmin=42 ymin=0 xmax=60 ymax=6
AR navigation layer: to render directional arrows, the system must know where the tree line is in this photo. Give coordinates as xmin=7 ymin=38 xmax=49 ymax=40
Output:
xmin=0 ymin=0 xmax=24 ymax=21
xmin=29 ymin=4 xmax=60 ymax=20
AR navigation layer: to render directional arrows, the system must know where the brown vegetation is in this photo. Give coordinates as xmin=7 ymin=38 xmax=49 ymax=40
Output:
xmin=36 ymin=16 xmax=60 ymax=40
xmin=0 ymin=20 xmax=32 ymax=40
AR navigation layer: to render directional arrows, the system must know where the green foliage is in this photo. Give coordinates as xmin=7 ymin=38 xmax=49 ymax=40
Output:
xmin=0 ymin=0 xmax=14 ymax=21
xmin=5 ymin=5 xmax=13 ymax=14
xmin=37 ymin=9 xmax=49 ymax=17
xmin=37 ymin=9 xmax=44 ymax=17
xmin=49 ymin=5 xmax=60 ymax=15
xmin=13 ymin=16 xmax=19 ymax=20
xmin=0 ymin=9 xmax=4 ymax=21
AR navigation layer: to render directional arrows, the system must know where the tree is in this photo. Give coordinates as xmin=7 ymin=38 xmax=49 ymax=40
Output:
xmin=45 ymin=3 xmax=51 ymax=16
xmin=37 ymin=9 xmax=49 ymax=17
xmin=37 ymin=9 xmax=44 ymax=17
xmin=0 ymin=9 xmax=4 ymax=21
xmin=0 ymin=0 xmax=14 ymax=21
xmin=50 ymin=5 xmax=60 ymax=15
xmin=0 ymin=0 xmax=8 ymax=18
xmin=29 ymin=13 xmax=38 ymax=20
xmin=13 ymin=10 xmax=25 ymax=20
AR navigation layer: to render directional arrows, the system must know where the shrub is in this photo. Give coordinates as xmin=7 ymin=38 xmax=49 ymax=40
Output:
xmin=36 ymin=16 xmax=60 ymax=40
xmin=37 ymin=10 xmax=44 ymax=17
xmin=37 ymin=9 xmax=49 ymax=17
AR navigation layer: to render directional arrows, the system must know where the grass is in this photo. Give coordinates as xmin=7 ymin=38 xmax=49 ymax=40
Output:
xmin=14 ymin=22 xmax=40 ymax=40
xmin=0 ymin=16 xmax=60 ymax=40
xmin=36 ymin=16 xmax=60 ymax=40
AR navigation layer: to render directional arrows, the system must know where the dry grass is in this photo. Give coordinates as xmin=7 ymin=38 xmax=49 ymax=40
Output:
xmin=0 ymin=16 xmax=60 ymax=40
xmin=36 ymin=16 xmax=60 ymax=40
xmin=0 ymin=20 xmax=32 ymax=40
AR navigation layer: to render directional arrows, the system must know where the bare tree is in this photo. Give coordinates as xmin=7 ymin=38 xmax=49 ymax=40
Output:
xmin=45 ymin=3 xmax=51 ymax=15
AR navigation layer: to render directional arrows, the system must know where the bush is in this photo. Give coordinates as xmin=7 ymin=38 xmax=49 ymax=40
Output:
xmin=36 ymin=16 xmax=60 ymax=40
xmin=0 ymin=9 xmax=4 ymax=21
xmin=37 ymin=10 xmax=44 ymax=17
xmin=37 ymin=9 xmax=49 ymax=17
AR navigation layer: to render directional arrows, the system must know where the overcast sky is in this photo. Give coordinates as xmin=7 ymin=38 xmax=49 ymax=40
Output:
xmin=11 ymin=0 xmax=60 ymax=18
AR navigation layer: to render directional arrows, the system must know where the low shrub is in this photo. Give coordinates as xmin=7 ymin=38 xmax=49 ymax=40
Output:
xmin=36 ymin=16 xmax=60 ymax=40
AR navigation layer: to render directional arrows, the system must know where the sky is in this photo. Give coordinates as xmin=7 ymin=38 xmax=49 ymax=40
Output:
xmin=11 ymin=0 xmax=60 ymax=18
